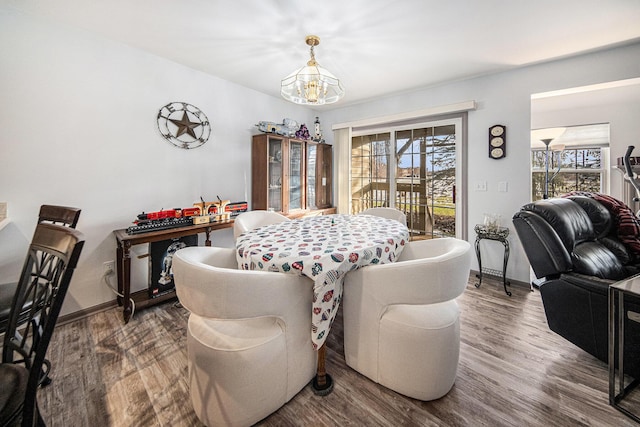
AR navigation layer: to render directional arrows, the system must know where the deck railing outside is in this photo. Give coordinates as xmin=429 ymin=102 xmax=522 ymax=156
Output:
xmin=352 ymin=182 xmax=455 ymax=238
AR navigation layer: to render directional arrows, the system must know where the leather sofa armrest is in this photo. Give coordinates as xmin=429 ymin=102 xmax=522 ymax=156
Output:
xmin=513 ymin=211 xmax=572 ymax=278
xmin=558 ymin=272 xmax=615 ymax=297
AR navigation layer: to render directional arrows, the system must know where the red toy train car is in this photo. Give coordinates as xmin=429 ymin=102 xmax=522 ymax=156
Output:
xmin=225 ymin=201 xmax=249 ymax=215
xmin=135 ymin=207 xmax=201 ymax=225
xmin=129 ymin=202 xmax=248 ymax=234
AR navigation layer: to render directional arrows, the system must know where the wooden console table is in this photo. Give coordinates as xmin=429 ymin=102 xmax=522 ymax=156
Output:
xmin=113 ymin=220 xmax=233 ymax=323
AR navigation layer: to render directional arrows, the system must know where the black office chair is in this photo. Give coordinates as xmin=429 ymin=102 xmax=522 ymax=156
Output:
xmin=0 ymin=205 xmax=81 ymax=333
xmin=0 ymin=223 xmax=85 ymax=427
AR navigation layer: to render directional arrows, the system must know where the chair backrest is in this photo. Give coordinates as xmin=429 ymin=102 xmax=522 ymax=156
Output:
xmin=345 ymin=237 xmax=471 ymax=307
xmin=359 ymin=207 xmax=407 ymax=226
xmin=0 ymin=205 xmax=81 ymax=334
xmin=512 ymin=197 xmax=628 ymax=280
xmin=173 ymin=246 xmax=312 ymax=320
xmin=2 ymin=223 xmax=84 ymax=424
xmin=38 ymin=205 xmax=81 ymax=228
xmin=233 ymin=210 xmax=290 ymax=239
xmin=395 ymin=238 xmax=471 ymax=303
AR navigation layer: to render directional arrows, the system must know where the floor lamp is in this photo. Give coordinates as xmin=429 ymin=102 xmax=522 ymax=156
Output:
xmin=532 ymin=128 xmax=566 ymax=199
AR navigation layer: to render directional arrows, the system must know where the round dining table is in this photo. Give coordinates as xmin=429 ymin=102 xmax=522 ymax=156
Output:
xmin=235 ymin=213 xmax=409 ymax=394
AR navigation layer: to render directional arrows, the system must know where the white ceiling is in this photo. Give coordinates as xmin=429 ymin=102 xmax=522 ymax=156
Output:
xmin=3 ymin=0 xmax=640 ymax=108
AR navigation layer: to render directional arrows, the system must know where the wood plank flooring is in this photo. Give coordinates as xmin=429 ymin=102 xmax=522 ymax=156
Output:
xmin=37 ymin=276 xmax=640 ymax=426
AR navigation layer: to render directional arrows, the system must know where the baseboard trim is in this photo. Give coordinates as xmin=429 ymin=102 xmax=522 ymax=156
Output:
xmin=58 ymin=299 xmax=118 ymax=326
xmin=469 ymin=269 xmax=532 ymax=290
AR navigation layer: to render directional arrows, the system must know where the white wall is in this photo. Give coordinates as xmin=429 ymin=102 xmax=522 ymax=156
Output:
xmin=0 ymin=8 xmax=315 ymax=316
xmin=320 ymin=42 xmax=640 ymax=284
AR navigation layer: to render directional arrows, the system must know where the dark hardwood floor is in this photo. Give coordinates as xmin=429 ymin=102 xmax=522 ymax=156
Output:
xmin=38 ymin=276 xmax=640 ymax=426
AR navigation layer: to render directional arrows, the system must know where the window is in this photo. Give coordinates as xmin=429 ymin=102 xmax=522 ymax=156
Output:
xmin=530 ymin=124 xmax=609 ymax=201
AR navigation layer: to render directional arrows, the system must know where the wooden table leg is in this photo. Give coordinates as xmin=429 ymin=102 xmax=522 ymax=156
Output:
xmin=122 ymin=241 xmax=132 ymax=323
xmin=205 ymin=227 xmax=212 ymax=246
xmin=312 ymin=344 xmax=334 ymax=396
xmin=115 ymin=242 xmax=124 ymax=306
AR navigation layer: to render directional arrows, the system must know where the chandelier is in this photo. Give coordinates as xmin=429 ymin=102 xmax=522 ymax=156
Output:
xmin=281 ymin=35 xmax=344 ymax=105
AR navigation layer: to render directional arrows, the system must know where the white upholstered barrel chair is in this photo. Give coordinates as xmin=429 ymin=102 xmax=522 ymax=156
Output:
xmin=233 ymin=210 xmax=290 ymax=240
xmin=343 ymin=237 xmax=472 ymax=401
xmin=358 ymin=207 xmax=407 ymax=226
xmin=172 ymin=246 xmax=316 ymax=427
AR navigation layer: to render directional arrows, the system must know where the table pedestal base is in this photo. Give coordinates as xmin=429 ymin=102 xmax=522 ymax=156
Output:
xmin=312 ymin=374 xmax=334 ymax=396
xmin=312 ymin=345 xmax=334 ymax=396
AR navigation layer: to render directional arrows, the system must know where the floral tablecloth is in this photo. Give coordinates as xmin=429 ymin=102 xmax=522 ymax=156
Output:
xmin=236 ymin=214 xmax=409 ymax=349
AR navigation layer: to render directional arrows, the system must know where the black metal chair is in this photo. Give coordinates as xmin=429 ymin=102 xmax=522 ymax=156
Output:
xmin=0 ymin=205 xmax=81 ymax=333
xmin=0 ymin=223 xmax=84 ymax=427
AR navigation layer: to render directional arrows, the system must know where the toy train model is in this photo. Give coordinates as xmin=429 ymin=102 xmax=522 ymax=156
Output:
xmin=126 ymin=201 xmax=248 ymax=235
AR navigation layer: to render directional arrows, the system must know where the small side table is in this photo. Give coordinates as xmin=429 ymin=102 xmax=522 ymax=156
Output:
xmin=609 ymin=276 xmax=640 ymax=423
xmin=474 ymin=224 xmax=511 ymax=296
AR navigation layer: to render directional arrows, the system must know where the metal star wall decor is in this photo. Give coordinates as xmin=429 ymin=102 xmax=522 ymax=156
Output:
xmin=157 ymin=102 xmax=211 ymax=149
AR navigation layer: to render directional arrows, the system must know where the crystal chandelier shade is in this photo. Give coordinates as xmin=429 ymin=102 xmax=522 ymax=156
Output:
xmin=281 ymin=35 xmax=344 ymax=105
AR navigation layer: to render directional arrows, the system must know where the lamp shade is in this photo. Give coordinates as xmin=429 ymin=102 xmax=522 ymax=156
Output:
xmin=531 ymin=127 xmax=567 ymax=143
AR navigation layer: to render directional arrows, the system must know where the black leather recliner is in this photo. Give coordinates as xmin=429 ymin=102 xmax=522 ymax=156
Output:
xmin=513 ymin=196 xmax=640 ymax=377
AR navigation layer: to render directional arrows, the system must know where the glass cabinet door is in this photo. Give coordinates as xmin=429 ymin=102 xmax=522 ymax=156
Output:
xmin=289 ymin=141 xmax=304 ymax=210
xmin=318 ymin=144 xmax=332 ymax=208
xmin=252 ymin=134 xmax=332 ymax=214
xmin=307 ymin=143 xmax=318 ymax=210
xmin=268 ymin=138 xmax=283 ymax=212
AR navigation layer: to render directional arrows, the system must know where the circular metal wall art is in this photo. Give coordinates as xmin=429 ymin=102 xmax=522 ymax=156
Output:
xmin=157 ymin=102 xmax=211 ymax=149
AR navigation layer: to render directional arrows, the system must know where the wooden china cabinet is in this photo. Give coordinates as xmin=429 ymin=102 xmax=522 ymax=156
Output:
xmin=252 ymin=134 xmax=333 ymax=216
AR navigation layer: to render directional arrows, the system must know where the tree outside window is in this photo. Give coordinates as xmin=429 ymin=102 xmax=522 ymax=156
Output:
xmin=531 ymin=148 xmax=602 ymax=200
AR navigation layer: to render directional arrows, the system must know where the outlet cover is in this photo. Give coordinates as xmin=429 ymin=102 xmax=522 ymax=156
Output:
xmin=103 ymin=261 xmax=115 ymax=275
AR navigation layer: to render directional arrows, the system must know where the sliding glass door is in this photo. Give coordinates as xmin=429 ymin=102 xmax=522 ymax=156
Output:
xmin=351 ymin=118 xmax=461 ymax=239
xmin=351 ymin=132 xmax=391 ymax=213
